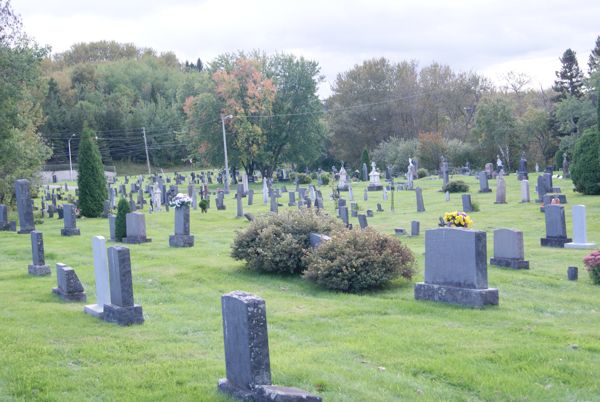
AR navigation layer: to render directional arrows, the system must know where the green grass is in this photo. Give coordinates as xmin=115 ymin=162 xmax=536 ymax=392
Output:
xmin=1 ymin=172 xmax=600 ymax=401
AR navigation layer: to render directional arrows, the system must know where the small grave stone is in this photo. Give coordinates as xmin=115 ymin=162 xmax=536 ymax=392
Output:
xmin=52 ymin=263 xmax=86 ymax=302
xmin=495 ymin=173 xmax=506 ymax=204
xmin=28 ymin=231 xmax=51 ymax=276
xmin=567 ymin=266 xmax=578 ymax=281
xmin=309 ymin=233 xmax=331 ymax=248
xmin=565 ymin=205 xmax=597 ymax=249
xmin=363 ymin=189 xmax=368 ymax=201
xmin=339 ymin=206 xmax=349 ymax=226
xmin=478 ymin=171 xmax=491 ymax=193
xmin=489 ymin=228 xmax=529 ymax=269
xmin=0 ymin=204 xmax=16 ymax=231
xmin=416 ymin=187 xmax=425 ymax=212
xmin=61 ymin=204 xmax=81 ymax=236
xmin=216 ymin=191 xmax=226 ymax=210
xmin=520 ymin=180 xmax=530 ymax=203
xmin=410 ymin=220 xmax=420 ymax=236
xmin=169 ymin=205 xmax=194 ymax=247
xmin=217 ymin=291 xmax=322 ymax=402
xmin=540 ymin=205 xmax=571 ymax=248
xmin=103 ymin=246 xmax=144 ymax=326
xmin=394 ymin=228 xmax=406 ymax=236
xmin=85 ymin=236 xmax=111 ymax=318
xmin=15 ymin=179 xmax=35 ymax=234
xmin=122 ymin=212 xmax=152 ymax=244
xmin=236 ymin=184 xmax=244 ymax=218
xmin=247 ymin=189 xmax=254 ymax=206
xmin=462 ymin=194 xmax=473 ymax=212
xmin=244 ymin=213 xmax=255 ymax=222
xmin=414 ymin=228 xmax=499 ymax=308
xmin=270 ymin=193 xmax=278 ymax=214
xmin=108 ymin=214 xmax=116 ymax=241
xmin=358 ymin=214 xmax=368 ymax=229
xmin=366 ymin=209 xmax=374 ymax=218
xmin=288 ymin=192 xmax=296 ymax=206
xmin=376 ymin=203 xmax=383 ymax=212
xmin=445 ymin=191 xmax=450 ymax=202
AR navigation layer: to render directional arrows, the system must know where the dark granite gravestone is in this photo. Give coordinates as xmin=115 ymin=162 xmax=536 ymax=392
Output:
xmin=169 ymin=205 xmax=194 ymax=247
xmin=358 ymin=214 xmax=368 ymax=229
xmin=540 ymin=205 xmax=571 ymax=248
xmin=461 ymin=194 xmax=473 ymax=213
xmin=309 ymin=233 xmax=331 ymax=248
xmin=288 ymin=191 xmax=296 ymax=206
xmin=376 ymin=203 xmax=384 ymax=212
xmin=28 ymin=231 xmax=51 ymax=276
xmin=122 ymin=212 xmax=152 ymax=244
xmin=270 ymin=193 xmax=278 ymax=214
xmin=339 ymin=206 xmax=349 ymax=226
xmin=0 ymin=204 xmax=16 ymax=231
xmin=478 ymin=171 xmax=491 ymax=193
xmin=247 ymin=189 xmax=254 ymax=206
xmin=52 ymin=263 xmax=87 ymax=302
xmin=103 ymin=246 xmax=144 ymax=326
xmin=15 ymin=179 xmax=35 ymax=234
xmin=416 ymin=187 xmax=425 ymax=212
xmin=567 ymin=266 xmax=578 ymax=281
xmin=366 ymin=209 xmax=374 ymax=217
xmin=414 ymin=228 xmax=499 ymax=308
xmin=216 ymin=191 xmax=226 ymax=210
xmin=218 ymin=291 xmax=321 ymax=402
xmin=61 ymin=204 xmax=81 ymax=236
xmin=489 ymin=228 xmax=529 ymax=269
xmin=410 ymin=220 xmax=420 ymax=236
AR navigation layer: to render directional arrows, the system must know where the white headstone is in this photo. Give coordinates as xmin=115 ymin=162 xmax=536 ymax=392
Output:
xmin=520 ymin=179 xmax=530 ymax=203
xmin=565 ymin=205 xmax=597 ymax=249
xmin=84 ymin=236 xmax=111 ymax=317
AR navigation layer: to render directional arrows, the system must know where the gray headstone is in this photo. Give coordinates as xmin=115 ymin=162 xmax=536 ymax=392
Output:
xmin=103 ymin=246 xmax=144 ymax=325
xmin=108 ymin=214 xmax=116 ymax=241
xmin=410 ymin=220 xmax=420 ymax=236
xmin=376 ymin=203 xmax=383 ymax=212
xmin=414 ymin=228 xmax=499 ymax=308
xmin=122 ymin=212 xmax=151 ymax=244
xmin=15 ymin=179 xmax=35 ymax=234
xmin=170 ymin=205 xmax=194 ymax=247
xmin=541 ymin=205 xmax=571 ymax=247
xmin=495 ymin=174 xmax=506 ymax=204
xmin=416 ymin=187 xmax=425 ymax=212
xmin=28 ymin=231 xmax=51 ymax=276
xmin=309 ymin=233 xmax=331 ymax=248
xmin=0 ymin=204 xmax=15 ymax=231
xmin=52 ymin=263 xmax=86 ymax=302
xmin=520 ymin=180 xmax=530 ymax=203
xmin=288 ymin=192 xmax=296 ymax=206
xmin=478 ymin=171 xmax=491 ymax=193
xmin=358 ymin=214 xmax=368 ymax=229
xmin=247 ymin=189 xmax=254 ymax=206
xmin=339 ymin=206 xmax=349 ymax=226
xmin=490 ymin=228 xmax=529 ymax=269
xmin=565 ymin=205 xmax=597 ymax=249
xmin=461 ymin=194 xmax=473 ymax=212
xmin=61 ymin=204 xmax=81 ymax=236
xmin=270 ymin=194 xmax=278 ymax=214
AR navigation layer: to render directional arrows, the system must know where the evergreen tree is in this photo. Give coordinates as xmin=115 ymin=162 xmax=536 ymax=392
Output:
xmin=77 ymin=127 xmax=107 ymax=217
xmin=115 ymin=197 xmax=130 ymax=241
xmin=553 ymin=48 xmax=584 ymax=101
xmin=361 ymin=147 xmax=370 ymax=174
xmin=570 ymin=88 xmax=600 ymax=195
xmin=588 ymin=35 xmax=600 ymax=75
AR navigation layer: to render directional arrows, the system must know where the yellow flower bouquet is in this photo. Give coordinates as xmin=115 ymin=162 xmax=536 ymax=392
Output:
xmin=439 ymin=211 xmax=473 ymax=228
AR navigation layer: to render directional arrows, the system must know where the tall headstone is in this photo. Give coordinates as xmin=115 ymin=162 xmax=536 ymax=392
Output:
xmin=216 ymin=190 xmax=226 ymax=210
xmin=416 ymin=187 xmax=425 ymax=212
xmin=61 ymin=204 xmax=81 ymax=236
xmin=236 ymin=184 xmax=244 ymax=218
xmin=288 ymin=191 xmax=296 ymax=206
xmin=414 ymin=228 xmax=499 ymax=308
xmin=108 ymin=214 xmax=116 ymax=241
xmin=28 ymin=231 xmax=51 ymax=276
xmin=192 ymin=187 xmax=198 ymax=210
xmin=15 ymin=179 xmax=34 ymax=234
xmin=540 ymin=205 xmax=571 ymax=248
xmin=103 ymin=246 xmax=144 ymax=325
xmin=462 ymin=194 xmax=473 ymax=213
xmin=478 ymin=171 xmax=491 ymax=193
xmin=122 ymin=212 xmax=152 ymax=244
xmin=520 ymin=180 xmax=530 ymax=203
xmin=169 ymin=205 xmax=195 ymax=247
xmin=52 ymin=263 xmax=87 ymax=302
xmin=247 ymin=189 xmax=254 ymax=206
xmin=339 ymin=206 xmax=349 ymax=227
xmin=495 ymin=173 xmax=506 ymax=204
xmin=85 ymin=236 xmax=111 ymax=317
xmin=218 ymin=291 xmax=321 ymax=402
xmin=270 ymin=192 xmax=278 ymax=214
xmin=490 ymin=228 xmax=529 ymax=269
xmin=367 ymin=162 xmax=383 ymax=191
xmin=536 ymin=175 xmax=547 ymax=202
xmin=565 ymin=205 xmax=597 ymax=249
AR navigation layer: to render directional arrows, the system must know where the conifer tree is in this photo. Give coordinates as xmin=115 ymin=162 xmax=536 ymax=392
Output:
xmin=77 ymin=127 xmax=107 ymax=217
xmin=553 ymin=48 xmax=584 ymax=101
xmin=588 ymin=35 xmax=600 ymax=75
xmin=115 ymin=197 xmax=130 ymax=241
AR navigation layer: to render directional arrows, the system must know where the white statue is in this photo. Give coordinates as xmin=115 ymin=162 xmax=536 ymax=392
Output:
xmin=369 ymin=162 xmax=381 ymax=186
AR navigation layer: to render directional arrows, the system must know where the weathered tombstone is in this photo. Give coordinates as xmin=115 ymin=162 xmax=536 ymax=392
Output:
xmin=410 ymin=220 xmax=420 ymax=236
xmin=376 ymin=203 xmax=384 ymax=212
xmin=478 ymin=171 xmax=491 ymax=193
xmin=103 ymin=246 xmax=144 ymax=326
xmin=236 ymin=184 xmax=244 ymax=218
xmin=28 ymin=231 xmax=51 ymax=276
xmin=394 ymin=228 xmax=407 ymax=236
xmin=216 ymin=190 xmax=226 ymax=210
xmin=445 ymin=191 xmax=450 ymax=202
xmin=366 ymin=209 xmax=374 ymax=218
xmin=169 ymin=205 xmax=195 ymax=247
xmin=192 ymin=187 xmax=198 ymax=210
xmin=60 ymin=204 xmax=81 ymax=236
xmin=363 ymin=188 xmax=368 ymax=201
xmin=540 ymin=205 xmax=572 ymax=248
xmin=244 ymin=213 xmax=255 ymax=222
xmin=0 ymin=204 xmax=16 ymax=231
xmin=567 ymin=266 xmax=578 ymax=281
xmin=217 ymin=291 xmax=321 ymax=402
xmin=270 ymin=193 xmax=278 ymax=214
xmin=247 ymin=189 xmax=254 ymax=206
xmin=495 ymin=173 xmax=506 ymax=204
xmin=15 ymin=179 xmax=35 ymax=234
xmin=520 ymin=180 xmax=530 ymax=203
xmin=309 ymin=233 xmax=331 ymax=248
xmin=489 ymin=228 xmax=529 ymax=269
xmin=358 ymin=214 xmax=368 ymax=229
xmin=535 ymin=175 xmax=547 ymax=202
xmin=565 ymin=205 xmax=597 ymax=249
xmin=108 ymin=214 xmax=116 ymax=241
xmin=84 ymin=236 xmax=111 ymax=317
xmin=414 ymin=228 xmax=499 ymax=308
xmin=339 ymin=206 xmax=349 ymax=226
xmin=416 ymin=187 xmax=425 ymax=212
xmin=288 ymin=191 xmax=296 ymax=206
xmin=52 ymin=263 xmax=87 ymax=302
xmin=462 ymin=194 xmax=473 ymax=213
xmin=122 ymin=212 xmax=152 ymax=244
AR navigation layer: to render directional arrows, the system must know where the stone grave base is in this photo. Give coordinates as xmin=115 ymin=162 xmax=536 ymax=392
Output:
xmin=122 ymin=236 xmax=152 ymax=244
xmin=217 ymin=206 xmax=226 ymax=210
xmin=478 ymin=189 xmax=492 ymax=193
xmin=255 ymin=385 xmax=323 ymax=402
xmin=218 ymin=379 xmax=254 ymax=401
xmin=103 ymin=304 xmax=144 ymax=326
xmin=60 ymin=228 xmax=81 ymax=236
xmin=394 ymin=228 xmax=406 ymax=236
xmin=540 ymin=236 xmax=572 ymax=248
xmin=169 ymin=234 xmax=195 ymax=248
xmin=28 ymin=264 xmax=51 ymax=276
xmin=83 ymin=303 xmax=104 ymax=318
xmin=367 ymin=185 xmax=383 ymax=191
xmin=564 ymin=241 xmax=598 ymax=250
xmin=0 ymin=221 xmax=16 ymax=231
xmin=287 ymin=202 xmax=296 ymax=207
xmin=18 ymin=228 xmax=34 ymax=234
xmin=52 ymin=287 xmax=87 ymax=302
xmin=490 ymin=257 xmax=529 ymax=269
xmin=414 ymin=283 xmax=499 ymax=308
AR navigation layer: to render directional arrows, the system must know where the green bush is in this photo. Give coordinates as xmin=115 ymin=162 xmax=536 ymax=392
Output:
xmin=115 ymin=197 xmax=130 ymax=242
xmin=231 ymin=209 xmax=345 ymax=274
xmin=320 ymin=173 xmax=330 ymax=185
xmin=77 ymin=127 xmax=108 ymax=217
xmin=570 ymin=127 xmax=600 ymax=195
xmin=443 ymin=180 xmax=469 ymax=193
xmin=295 ymin=173 xmax=312 ymax=184
xmin=417 ymin=168 xmax=429 ymax=179
xmin=304 ymin=229 xmax=415 ymax=292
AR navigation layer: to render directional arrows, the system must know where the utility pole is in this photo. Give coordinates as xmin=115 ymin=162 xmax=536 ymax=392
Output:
xmin=68 ymin=133 xmax=76 ymax=181
xmin=221 ymin=114 xmax=233 ymax=194
xmin=142 ymin=127 xmax=151 ymax=175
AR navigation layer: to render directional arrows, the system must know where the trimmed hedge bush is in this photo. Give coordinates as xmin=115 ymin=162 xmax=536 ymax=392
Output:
xmin=115 ymin=197 xmax=130 ymax=242
xmin=417 ymin=168 xmax=429 ymax=179
xmin=570 ymin=128 xmax=600 ymax=195
xmin=320 ymin=173 xmax=330 ymax=185
xmin=304 ymin=229 xmax=415 ymax=292
xmin=231 ymin=209 xmax=345 ymax=274
xmin=443 ymin=180 xmax=469 ymax=193
xmin=295 ymin=173 xmax=312 ymax=184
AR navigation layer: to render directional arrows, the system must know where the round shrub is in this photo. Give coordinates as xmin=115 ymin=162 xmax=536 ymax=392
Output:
xmin=443 ymin=180 xmax=469 ymax=193
xmin=231 ymin=209 xmax=345 ymax=274
xmin=114 ymin=197 xmax=130 ymax=242
xmin=320 ymin=173 xmax=330 ymax=185
xmin=417 ymin=168 xmax=429 ymax=179
xmin=295 ymin=173 xmax=312 ymax=184
xmin=304 ymin=229 xmax=415 ymax=292
xmin=570 ymin=128 xmax=600 ymax=195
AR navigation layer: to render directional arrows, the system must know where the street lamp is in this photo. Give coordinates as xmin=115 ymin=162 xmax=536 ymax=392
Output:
xmin=221 ymin=114 xmax=233 ymax=194
xmin=68 ymin=133 xmax=76 ymax=181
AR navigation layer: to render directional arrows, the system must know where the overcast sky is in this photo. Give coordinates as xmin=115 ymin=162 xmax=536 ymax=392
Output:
xmin=15 ymin=0 xmax=600 ymax=98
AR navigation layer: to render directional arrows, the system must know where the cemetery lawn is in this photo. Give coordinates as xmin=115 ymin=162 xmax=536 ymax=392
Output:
xmin=1 ymin=174 xmax=600 ymax=401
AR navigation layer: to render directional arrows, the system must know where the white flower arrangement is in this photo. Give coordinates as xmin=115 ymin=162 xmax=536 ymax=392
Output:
xmin=169 ymin=193 xmax=192 ymax=208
